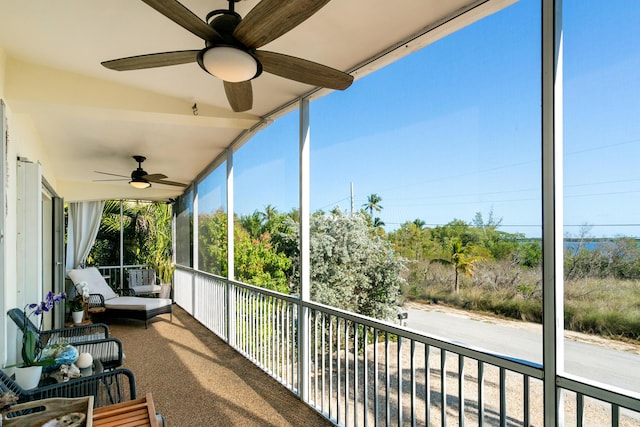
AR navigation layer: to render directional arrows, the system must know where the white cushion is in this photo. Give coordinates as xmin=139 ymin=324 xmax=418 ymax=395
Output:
xmin=132 ymin=284 xmax=161 ymax=293
xmin=104 ymin=297 xmax=172 ymax=311
xmin=67 ymin=267 xmax=119 ymax=301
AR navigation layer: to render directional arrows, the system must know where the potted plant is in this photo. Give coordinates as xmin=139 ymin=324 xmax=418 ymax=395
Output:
xmin=146 ymin=202 xmax=174 ymax=299
xmin=12 ymin=292 xmax=65 ymax=389
xmin=67 ymin=282 xmax=89 ymax=324
xmin=68 ymin=294 xmax=84 ymax=324
xmin=153 ymin=256 xmax=175 ymax=299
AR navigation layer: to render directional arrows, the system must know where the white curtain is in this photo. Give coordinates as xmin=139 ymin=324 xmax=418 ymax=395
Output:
xmin=65 ymin=201 xmax=105 ymax=270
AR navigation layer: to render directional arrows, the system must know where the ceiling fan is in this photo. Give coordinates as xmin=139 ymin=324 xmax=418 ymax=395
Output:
xmin=101 ymin=0 xmax=354 ymax=112
xmin=94 ymin=155 xmax=187 ymax=189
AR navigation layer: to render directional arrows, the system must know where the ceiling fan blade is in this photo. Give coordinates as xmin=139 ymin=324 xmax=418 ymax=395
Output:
xmin=93 ymin=179 xmax=128 ymax=182
xmin=256 ymin=51 xmax=353 ymax=90
xmin=234 ymin=0 xmax=331 ymax=49
xmin=146 ymin=178 xmax=187 ymax=187
xmin=224 ymin=81 xmax=253 ymax=112
xmin=102 ymin=50 xmax=199 ymax=71
xmin=141 ymin=0 xmax=221 ymax=41
xmin=94 ymin=171 xmax=129 ymax=178
xmin=142 ymin=173 xmax=168 ymax=180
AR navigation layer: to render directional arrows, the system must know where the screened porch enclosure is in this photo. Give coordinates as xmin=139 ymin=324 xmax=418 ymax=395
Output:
xmin=3 ymin=0 xmax=640 ymax=425
xmin=162 ymin=1 xmax=640 ymax=425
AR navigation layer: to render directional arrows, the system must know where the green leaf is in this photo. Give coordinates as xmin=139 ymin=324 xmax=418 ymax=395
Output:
xmin=22 ymin=331 xmax=38 ymax=366
xmin=21 ymin=331 xmax=57 ymax=367
xmin=32 ymin=358 xmax=56 ymax=367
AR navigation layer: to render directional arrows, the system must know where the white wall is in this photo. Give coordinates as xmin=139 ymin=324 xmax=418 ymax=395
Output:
xmin=1 ymin=54 xmax=61 ymax=367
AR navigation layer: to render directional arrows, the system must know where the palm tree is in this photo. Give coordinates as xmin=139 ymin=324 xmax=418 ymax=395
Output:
xmin=263 ymin=204 xmax=277 ymax=223
xmin=144 ymin=202 xmax=174 ymax=289
xmin=144 ymin=202 xmax=173 ymax=261
xmin=88 ymin=200 xmax=137 ymax=267
xmin=362 ymin=193 xmax=383 ymax=216
xmin=240 ymin=210 xmax=265 ymax=239
xmin=99 ymin=200 xmax=133 ymax=235
xmin=373 ymin=217 xmax=385 ymax=228
xmin=432 ymin=238 xmax=484 ymax=294
xmin=412 ymin=218 xmax=426 ymax=229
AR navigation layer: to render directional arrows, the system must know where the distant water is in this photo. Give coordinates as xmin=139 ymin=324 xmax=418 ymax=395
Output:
xmin=564 ymin=241 xmax=602 ymax=251
xmin=563 ymin=239 xmax=640 ymax=251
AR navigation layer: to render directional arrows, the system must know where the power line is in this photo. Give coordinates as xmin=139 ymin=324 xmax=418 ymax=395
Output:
xmin=314 ymin=134 xmax=640 ymax=217
xmin=383 ymin=221 xmax=640 ymax=229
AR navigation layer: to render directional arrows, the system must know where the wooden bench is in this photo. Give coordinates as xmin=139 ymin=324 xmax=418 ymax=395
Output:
xmin=93 ymin=392 xmax=160 ymax=427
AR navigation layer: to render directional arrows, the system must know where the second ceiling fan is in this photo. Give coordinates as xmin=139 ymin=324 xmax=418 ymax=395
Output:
xmin=101 ymin=0 xmax=354 ymax=112
xmin=94 ymin=155 xmax=187 ymax=189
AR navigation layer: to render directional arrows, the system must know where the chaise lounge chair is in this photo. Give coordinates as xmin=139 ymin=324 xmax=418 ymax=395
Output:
xmin=67 ymin=267 xmax=172 ymax=329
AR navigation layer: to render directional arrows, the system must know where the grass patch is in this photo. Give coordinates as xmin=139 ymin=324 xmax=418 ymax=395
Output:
xmin=406 ymin=274 xmax=640 ymax=342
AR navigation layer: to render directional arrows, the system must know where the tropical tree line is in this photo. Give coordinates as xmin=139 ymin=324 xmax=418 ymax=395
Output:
xmin=86 ymin=200 xmax=173 ymax=286
xmin=194 ymin=194 xmax=546 ymax=321
xmin=87 ymin=196 xmax=640 ymax=339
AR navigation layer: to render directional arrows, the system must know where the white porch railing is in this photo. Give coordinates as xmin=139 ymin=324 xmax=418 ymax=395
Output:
xmin=174 ymin=267 xmax=640 ymax=426
xmin=96 ymin=264 xmax=147 ymax=289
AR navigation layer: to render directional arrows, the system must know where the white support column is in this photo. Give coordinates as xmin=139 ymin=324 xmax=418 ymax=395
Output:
xmin=0 ymin=101 xmax=6 ymax=364
xmin=193 ymin=185 xmax=199 ymax=272
xmin=192 ymin=184 xmax=200 ymax=321
xmin=226 ymin=148 xmax=235 ymax=280
xmin=226 ymin=149 xmax=235 ymax=345
xmin=542 ymin=0 xmax=564 ymax=424
xmin=298 ymin=98 xmax=311 ymax=401
xmin=119 ymin=200 xmax=124 ymax=287
xmin=171 ymin=200 xmax=176 ymax=267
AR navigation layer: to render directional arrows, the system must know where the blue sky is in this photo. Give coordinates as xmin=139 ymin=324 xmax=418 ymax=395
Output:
xmin=207 ymin=0 xmax=640 ymax=239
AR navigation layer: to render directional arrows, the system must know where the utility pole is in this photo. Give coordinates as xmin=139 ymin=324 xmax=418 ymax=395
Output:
xmin=350 ymin=182 xmax=354 ymax=215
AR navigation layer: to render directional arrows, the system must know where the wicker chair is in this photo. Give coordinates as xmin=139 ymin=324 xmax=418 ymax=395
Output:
xmin=7 ymin=308 xmax=124 ymax=370
xmin=0 ymin=367 xmax=136 ymax=408
xmin=128 ymin=268 xmax=161 ymax=296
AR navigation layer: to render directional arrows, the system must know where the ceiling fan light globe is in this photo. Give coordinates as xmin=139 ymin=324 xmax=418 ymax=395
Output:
xmin=129 ymin=179 xmax=151 ymax=189
xmin=201 ymin=46 xmax=259 ymax=82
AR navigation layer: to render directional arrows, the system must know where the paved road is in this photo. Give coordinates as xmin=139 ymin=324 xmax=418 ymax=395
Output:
xmin=405 ymin=305 xmax=640 ymax=393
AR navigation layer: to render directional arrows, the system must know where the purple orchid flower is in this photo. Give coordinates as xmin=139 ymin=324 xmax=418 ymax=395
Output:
xmin=21 ymin=291 xmax=66 ymax=366
xmin=25 ymin=292 xmax=66 ymax=317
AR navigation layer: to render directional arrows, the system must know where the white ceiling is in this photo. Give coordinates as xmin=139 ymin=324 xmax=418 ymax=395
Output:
xmin=0 ymin=0 xmax=514 ymax=202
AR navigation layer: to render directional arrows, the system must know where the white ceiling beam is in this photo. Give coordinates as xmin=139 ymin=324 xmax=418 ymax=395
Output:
xmin=5 ymin=57 xmax=260 ymax=130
